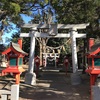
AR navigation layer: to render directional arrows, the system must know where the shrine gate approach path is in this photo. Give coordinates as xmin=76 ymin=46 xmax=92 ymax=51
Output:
xmin=18 ymin=66 xmax=90 ymax=100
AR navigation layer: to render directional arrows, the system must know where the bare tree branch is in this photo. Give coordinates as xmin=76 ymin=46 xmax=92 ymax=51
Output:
xmin=36 ymin=37 xmax=42 ymax=44
xmin=21 ymin=3 xmax=49 ymax=12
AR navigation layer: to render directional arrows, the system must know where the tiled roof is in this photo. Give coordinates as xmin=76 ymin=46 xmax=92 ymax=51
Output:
xmin=11 ymin=42 xmax=28 ymax=55
xmin=87 ymin=43 xmax=100 ymax=54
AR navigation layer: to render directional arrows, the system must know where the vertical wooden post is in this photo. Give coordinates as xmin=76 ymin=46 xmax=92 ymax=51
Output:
xmin=15 ymin=74 xmax=20 ymax=84
xmin=89 ymin=38 xmax=94 ymax=50
xmin=18 ymin=38 xmax=22 ymax=49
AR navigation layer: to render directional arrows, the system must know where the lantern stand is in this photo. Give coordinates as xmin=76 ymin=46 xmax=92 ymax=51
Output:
xmin=1 ymin=38 xmax=28 ymax=84
xmin=85 ymin=43 xmax=100 ymax=100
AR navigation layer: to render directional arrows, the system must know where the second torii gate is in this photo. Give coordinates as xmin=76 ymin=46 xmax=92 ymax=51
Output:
xmin=20 ymin=23 xmax=89 ymax=85
xmin=43 ymin=53 xmax=60 ymax=68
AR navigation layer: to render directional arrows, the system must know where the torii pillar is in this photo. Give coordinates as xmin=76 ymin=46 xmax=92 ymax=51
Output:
xmin=70 ymin=27 xmax=87 ymax=85
xmin=71 ymin=28 xmax=78 ymax=73
xmin=24 ymin=33 xmax=36 ymax=85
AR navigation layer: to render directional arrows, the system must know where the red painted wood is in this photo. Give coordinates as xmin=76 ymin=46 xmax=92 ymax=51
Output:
xmin=89 ymin=38 xmax=94 ymax=50
xmin=86 ymin=69 xmax=100 ymax=74
xmin=2 ymin=48 xmax=11 ymax=55
xmin=18 ymin=38 xmax=22 ymax=49
xmin=0 ymin=72 xmax=8 ymax=76
xmin=2 ymin=66 xmax=25 ymax=73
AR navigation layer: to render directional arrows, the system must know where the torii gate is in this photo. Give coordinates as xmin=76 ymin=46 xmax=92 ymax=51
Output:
xmin=43 ymin=53 xmax=60 ymax=68
xmin=20 ymin=23 xmax=89 ymax=85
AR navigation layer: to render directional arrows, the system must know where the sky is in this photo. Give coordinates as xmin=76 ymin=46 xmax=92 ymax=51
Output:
xmin=1 ymin=3 xmax=56 ymax=45
xmin=1 ymin=5 xmax=39 ymax=45
xmin=1 ymin=15 xmax=32 ymax=45
xmin=1 ymin=23 xmax=20 ymax=45
xmin=21 ymin=14 xmax=33 ymax=23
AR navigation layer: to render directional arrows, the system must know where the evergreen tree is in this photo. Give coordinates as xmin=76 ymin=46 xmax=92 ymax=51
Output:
xmin=52 ymin=0 xmax=100 ymax=37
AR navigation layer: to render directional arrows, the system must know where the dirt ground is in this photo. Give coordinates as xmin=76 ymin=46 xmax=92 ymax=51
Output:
xmin=0 ymin=66 xmax=90 ymax=100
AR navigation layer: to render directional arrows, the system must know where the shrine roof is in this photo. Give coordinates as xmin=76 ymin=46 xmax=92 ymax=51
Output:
xmin=11 ymin=42 xmax=28 ymax=55
xmin=2 ymin=42 xmax=28 ymax=55
xmin=87 ymin=43 xmax=100 ymax=54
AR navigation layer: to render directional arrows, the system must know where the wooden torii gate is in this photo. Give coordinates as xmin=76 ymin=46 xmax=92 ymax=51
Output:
xmin=20 ymin=23 xmax=89 ymax=85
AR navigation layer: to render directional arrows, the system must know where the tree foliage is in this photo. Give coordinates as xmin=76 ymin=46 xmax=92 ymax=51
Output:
xmin=0 ymin=0 xmax=50 ymax=37
xmin=51 ymin=0 xmax=100 ymax=37
xmin=1 ymin=0 xmax=100 ymax=56
xmin=0 ymin=0 xmax=100 ymax=35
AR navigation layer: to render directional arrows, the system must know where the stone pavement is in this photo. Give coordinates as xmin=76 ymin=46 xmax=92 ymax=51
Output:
xmin=0 ymin=66 xmax=90 ymax=100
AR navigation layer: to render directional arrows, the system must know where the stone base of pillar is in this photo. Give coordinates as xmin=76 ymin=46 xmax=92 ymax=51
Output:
xmin=25 ymin=72 xmax=36 ymax=85
xmin=71 ymin=73 xmax=82 ymax=85
xmin=11 ymin=84 xmax=19 ymax=100
xmin=92 ymin=85 xmax=100 ymax=100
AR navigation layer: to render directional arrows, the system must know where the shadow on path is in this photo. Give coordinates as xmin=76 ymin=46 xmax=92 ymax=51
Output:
xmin=19 ymin=67 xmax=90 ymax=100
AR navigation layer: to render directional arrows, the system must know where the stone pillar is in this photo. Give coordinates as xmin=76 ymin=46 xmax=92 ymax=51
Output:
xmin=29 ymin=34 xmax=35 ymax=73
xmin=11 ymin=85 xmax=19 ymax=100
xmin=70 ymin=28 xmax=82 ymax=85
xmin=92 ymin=85 xmax=100 ymax=100
xmin=25 ymin=33 xmax=36 ymax=85
xmin=70 ymin=28 xmax=78 ymax=73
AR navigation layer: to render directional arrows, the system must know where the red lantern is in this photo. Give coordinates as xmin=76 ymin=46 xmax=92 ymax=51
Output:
xmin=86 ymin=43 xmax=100 ymax=86
xmin=1 ymin=39 xmax=28 ymax=84
xmin=86 ymin=42 xmax=100 ymax=100
xmin=34 ymin=56 xmax=40 ymax=76
xmin=64 ymin=57 xmax=69 ymax=75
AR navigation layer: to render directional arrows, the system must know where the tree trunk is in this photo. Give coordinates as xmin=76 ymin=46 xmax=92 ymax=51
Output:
xmin=36 ymin=38 xmax=49 ymax=67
